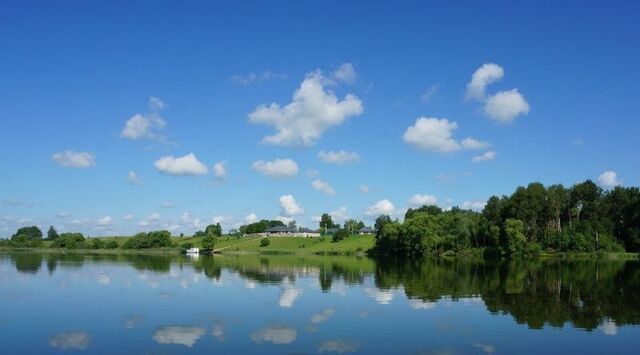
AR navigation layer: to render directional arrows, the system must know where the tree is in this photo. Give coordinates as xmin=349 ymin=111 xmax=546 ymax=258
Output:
xmin=202 ymin=234 xmax=216 ymax=249
xmin=47 ymin=226 xmax=59 ymax=240
xmin=504 ymin=219 xmax=526 ymax=255
xmin=260 ymin=238 xmax=270 ymax=247
xmin=344 ymin=219 xmax=365 ymax=234
xmin=332 ymin=229 xmax=350 ymax=243
xmin=405 ymin=205 xmax=442 ymax=220
xmin=319 ymin=214 xmax=337 ymax=233
xmin=12 ymin=226 xmax=43 ymax=240
xmin=288 ymin=220 xmax=297 ymax=230
xmin=374 ymin=215 xmax=393 ymax=235
xmin=205 ymin=223 xmax=222 ymax=237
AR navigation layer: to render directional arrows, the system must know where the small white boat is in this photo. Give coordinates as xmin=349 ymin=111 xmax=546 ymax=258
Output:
xmin=185 ymin=247 xmax=200 ymax=254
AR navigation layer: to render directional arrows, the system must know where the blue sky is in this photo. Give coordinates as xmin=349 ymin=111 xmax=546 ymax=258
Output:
xmin=1 ymin=1 xmax=639 ymax=236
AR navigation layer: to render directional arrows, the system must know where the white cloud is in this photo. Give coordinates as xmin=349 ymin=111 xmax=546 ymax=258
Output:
xmin=364 ymin=199 xmax=395 ymax=217
xmin=408 ymin=194 xmax=438 ymax=207
xmin=275 ymin=215 xmax=294 ymax=225
xmin=460 ymin=200 xmax=487 ymax=211
xmin=180 ymin=212 xmax=203 ymax=230
xmin=483 ymin=89 xmax=530 ymax=122
xmin=127 ymin=171 xmax=142 ymax=185
xmin=153 ymin=326 xmax=205 ymax=347
xmin=248 ymin=71 xmax=363 ymax=147
xmin=331 ymin=63 xmax=357 ymax=84
xmin=305 ymin=169 xmax=320 ymax=178
xmin=420 ymin=84 xmax=439 ymax=104
xmin=245 ymin=213 xmax=258 ymax=224
xmin=330 ymin=206 xmax=350 ymax=224
xmin=403 ymin=117 xmax=487 ymax=153
xmin=231 ymin=70 xmax=286 ymax=85
xmin=154 ymin=153 xmax=208 ymax=176
xmin=139 ymin=212 xmax=161 ymax=227
xmin=213 ymin=161 xmax=227 ymax=178
xmin=311 ymin=179 xmax=336 ymax=196
xmin=318 ymin=150 xmax=360 ymax=165
xmin=96 ymin=216 xmax=113 ymax=226
xmin=466 ymin=64 xmax=529 ymax=122
xmin=250 ymin=325 xmax=297 ymax=344
xmin=466 ymin=63 xmax=504 ymax=101
xmin=598 ymin=170 xmax=621 ymax=188
xmin=472 ymin=151 xmax=497 ymax=163
xmin=359 ymin=185 xmax=370 ymax=194
xmin=52 ymin=150 xmax=95 ymax=168
xmin=461 ymin=137 xmax=490 ymax=150
xmin=120 ymin=97 xmax=167 ymax=140
xmin=49 ymin=331 xmax=90 ymax=350
xmin=161 ymin=201 xmax=174 ymax=208
xmin=252 ymin=159 xmax=298 ymax=178
xmin=279 ymin=195 xmax=304 ymax=216
xmin=124 ymin=214 xmax=134 ymax=221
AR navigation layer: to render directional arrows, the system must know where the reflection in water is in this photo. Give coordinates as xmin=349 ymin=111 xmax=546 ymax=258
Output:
xmin=2 ymin=251 xmax=640 ymax=353
xmin=153 ymin=325 xmax=206 ymax=347
xmin=250 ymin=324 xmax=297 ymax=344
xmin=317 ymin=339 xmax=360 ymax=353
xmin=49 ymin=331 xmax=90 ymax=350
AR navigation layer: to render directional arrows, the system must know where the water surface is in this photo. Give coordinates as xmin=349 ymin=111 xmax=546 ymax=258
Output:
xmin=1 ymin=251 xmax=638 ymax=354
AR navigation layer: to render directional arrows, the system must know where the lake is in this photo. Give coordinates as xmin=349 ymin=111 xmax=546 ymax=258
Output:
xmin=0 ymin=252 xmax=638 ymax=354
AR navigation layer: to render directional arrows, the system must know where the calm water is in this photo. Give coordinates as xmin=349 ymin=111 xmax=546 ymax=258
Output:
xmin=1 ymin=252 xmax=639 ymax=354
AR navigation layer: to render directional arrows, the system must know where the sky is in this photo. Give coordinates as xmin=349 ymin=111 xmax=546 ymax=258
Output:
xmin=1 ymin=1 xmax=639 ymax=236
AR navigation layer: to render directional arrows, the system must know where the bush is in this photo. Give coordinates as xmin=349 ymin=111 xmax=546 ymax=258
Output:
xmin=9 ymin=234 xmax=43 ymax=248
xmin=50 ymin=233 xmax=86 ymax=249
xmin=260 ymin=238 xmax=270 ymax=247
xmin=201 ymin=235 xmax=217 ymax=249
xmin=90 ymin=238 xmax=105 ymax=249
xmin=105 ymin=240 xmax=119 ymax=249
xmin=121 ymin=231 xmax=172 ymax=249
xmin=332 ymin=229 xmax=350 ymax=243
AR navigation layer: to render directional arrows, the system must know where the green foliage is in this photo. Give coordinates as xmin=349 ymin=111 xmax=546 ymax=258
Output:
xmin=343 ymin=219 xmax=365 ymax=233
xmin=104 ymin=240 xmax=119 ymax=249
xmin=12 ymin=226 xmax=43 ymax=240
xmin=332 ymin=229 xmax=350 ymax=243
xmin=239 ymin=220 xmax=285 ymax=234
xmin=205 ymin=223 xmax=222 ymax=237
xmin=319 ymin=213 xmax=338 ymax=231
xmin=8 ymin=234 xmax=43 ymax=248
xmin=47 ymin=226 xmax=59 ymax=240
xmin=504 ymin=219 xmax=526 ymax=255
xmin=50 ymin=233 xmax=86 ymax=249
xmin=260 ymin=238 xmax=270 ymax=247
xmin=90 ymin=238 xmax=105 ymax=249
xmin=202 ymin=234 xmax=217 ymax=249
xmin=121 ymin=231 xmax=172 ymax=249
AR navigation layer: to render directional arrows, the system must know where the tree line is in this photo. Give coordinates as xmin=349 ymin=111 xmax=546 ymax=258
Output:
xmin=373 ymin=180 xmax=640 ymax=257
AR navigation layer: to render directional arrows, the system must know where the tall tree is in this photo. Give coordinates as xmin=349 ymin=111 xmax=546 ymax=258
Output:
xmin=47 ymin=225 xmax=59 ymax=240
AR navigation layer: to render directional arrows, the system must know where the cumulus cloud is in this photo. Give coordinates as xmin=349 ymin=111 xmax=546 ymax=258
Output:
xmin=310 ymin=308 xmax=335 ymax=324
xmin=213 ymin=161 xmax=227 ymax=178
xmin=231 ymin=70 xmax=286 ymax=85
xmin=483 ymin=89 xmax=530 ymax=122
xmin=248 ymin=71 xmax=363 ymax=147
xmin=154 ymin=153 xmax=208 ymax=176
xmin=251 ymin=325 xmax=297 ymax=344
xmin=96 ymin=216 xmax=113 ymax=226
xmin=153 ymin=326 xmax=206 ymax=347
xmin=245 ymin=213 xmax=258 ymax=224
xmin=466 ymin=63 xmax=529 ymax=122
xmin=317 ymin=340 xmax=360 ymax=354
xmin=52 ymin=150 xmax=95 ymax=168
xmin=598 ymin=171 xmax=621 ymax=188
xmin=49 ymin=331 xmax=90 ymax=350
xmin=312 ymin=179 xmax=336 ymax=196
xmin=472 ymin=151 xmax=497 ymax=163
xmin=460 ymin=200 xmax=487 ymax=211
xmin=251 ymin=159 xmax=298 ymax=178
xmin=127 ymin=171 xmax=143 ymax=185
xmin=318 ymin=150 xmax=360 ymax=165
xmin=331 ymin=63 xmax=357 ymax=84
xmin=120 ymin=97 xmax=167 ymax=140
xmin=364 ymin=199 xmax=395 ymax=217
xmin=403 ymin=117 xmax=488 ymax=153
xmin=279 ymin=195 xmax=304 ymax=216
xmin=408 ymin=194 xmax=438 ymax=207
xmin=139 ymin=212 xmax=161 ymax=227
xmin=330 ymin=206 xmax=350 ymax=224
xmin=466 ymin=63 xmax=504 ymax=101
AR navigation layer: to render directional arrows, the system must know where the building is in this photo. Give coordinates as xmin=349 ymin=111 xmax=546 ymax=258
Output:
xmin=357 ymin=227 xmax=375 ymax=235
xmin=264 ymin=226 xmax=321 ymax=237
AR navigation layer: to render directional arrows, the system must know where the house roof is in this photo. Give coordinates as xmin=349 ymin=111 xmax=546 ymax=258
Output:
xmin=357 ymin=227 xmax=374 ymax=233
xmin=265 ymin=226 xmax=296 ymax=233
xmin=299 ymin=228 xmax=318 ymax=233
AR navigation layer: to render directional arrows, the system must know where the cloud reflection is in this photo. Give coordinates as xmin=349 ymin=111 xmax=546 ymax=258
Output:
xmin=153 ymin=326 xmax=206 ymax=347
xmin=473 ymin=343 xmax=496 ymax=353
xmin=317 ymin=339 xmax=360 ymax=353
xmin=601 ymin=318 xmax=618 ymax=336
xmin=251 ymin=325 xmax=297 ymax=344
xmin=49 ymin=331 xmax=90 ymax=350
xmin=364 ymin=287 xmax=394 ymax=304
xmin=310 ymin=308 xmax=335 ymax=324
xmin=279 ymin=285 xmax=302 ymax=308
xmin=408 ymin=298 xmax=437 ymax=310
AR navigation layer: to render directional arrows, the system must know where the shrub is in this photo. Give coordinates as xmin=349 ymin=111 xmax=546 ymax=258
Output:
xmin=201 ymin=235 xmax=217 ymax=249
xmin=105 ymin=240 xmax=119 ymax=249
xmin=50 ymin=233 xmax=86 ymax=249
xmin=121 ymin=231 xmax=172 ymax=249
xmin=260 ymin=238 xmax=270 ymax=247
xmin=332 ymin=229 xmax=350 ymax=243
xmin=90 ymin=238 xmax=105 ymax=249
xmin=9 ymin=234 xmax=43 ymax=248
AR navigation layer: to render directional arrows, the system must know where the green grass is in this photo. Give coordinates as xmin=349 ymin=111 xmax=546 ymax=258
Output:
xmin=213 ymin=235 xmax=375 ymax=255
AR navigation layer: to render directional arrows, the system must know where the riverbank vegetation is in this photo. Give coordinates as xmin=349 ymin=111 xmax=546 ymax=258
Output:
xmin=372 ymin=180 xmax=639 ymax=257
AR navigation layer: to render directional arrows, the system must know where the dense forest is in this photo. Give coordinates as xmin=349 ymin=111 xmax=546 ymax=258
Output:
xmin=373 ymin=180 xmax=640 ymax=256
